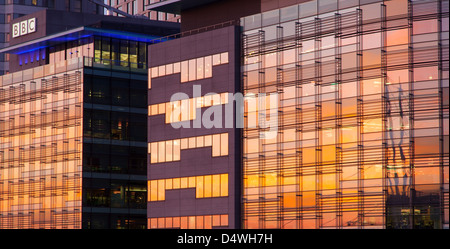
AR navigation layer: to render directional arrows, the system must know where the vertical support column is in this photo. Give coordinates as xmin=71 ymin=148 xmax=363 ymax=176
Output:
xmin=334 ymin=12 xmax=343 ymax=229
xmin=51 ymin=76 xmax=58 ymax=228
xmin=0 ymin=88 xmax=4 ymax=229
xmin=7 ymin=145 xmax=13 ymax=229
xmin=295 ymin=21 xmax=303 ymax=230
xmin=276 ymin=25 xmax=284 ymax=229
xmin=18 ymin=83 xmax=26 ymax=229
xmin=39 ymin=78 xmax=46 ymax=229
xmin=29 ymin=81 xmax=36 ymax=228
xmin=381 ymin=3 xmax=388 ymax=229
xmin=436 ymin=0 xmax=445 ymax=229
xmin=7 ymin=85 xmax=15 ymax=228
xmin=74 ymin=70 xmax=82 ymax=229
xmin=257 ymin=30 xmax=266 ymax=229
xmin=242 ymin=33 xmax=248 ymax=229
xmin=356 ymin=7 xmax=364 ymax=229
xmin=407 ymin=0 xmax=415 ymax=229
xmin=62 ymin=73 xmax=69 ymax=229
xmin=314 ymin=16 xmax=323 ymax=229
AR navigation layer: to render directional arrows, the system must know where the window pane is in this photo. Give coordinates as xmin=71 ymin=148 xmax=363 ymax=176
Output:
xmin=150 ymin=143 xmax=158 ymax=163
xmin=197 ymin=216 xmax=204 ymax=229
xmin=415 ymin=136 xmax=439 ymax=155
xmin=213 ymin=54 xmax=221 ymax=66
xmin=196 ymin=176 xmax=204 ymax=198
xmin=173 ymin=139 xmax=180 ymax=161
xmin=180 ymin=217 xmax=188 ymax=229
xmin=212 ymin=174 xmax=220 ymax=197
xmin=181 ymin=138 xmax=188 ymax=149
xmin=220 ymin=52 xmax=229 ymax=64
xmin=173 ymin=217 xmax=180 ymax=228
xmin=150 ymin=180 xmax=157 ymax=201
xmin=173 ymin=178 xmax=180 ymax=189
xmin=213 ymin=215 xmax=220 ymax=227
xmin=196 ymin=136 xmax=204 ymax=147
xmin=189 ymin=177 xmax=196 ymax=188
xmin=220 ymin=215 xmax=228 ymax=227
xmin=204 ymin=135 xmax=212 ymax=146
xmin=166 ymin=140 xmax=173 ymax=162
xmin=205 ymin=56 xmax=212 ymax=78
xmin=166 ymin=63 xmax=173 ymax=74
xmin=151 ymin=67 xmax=158 ymax=78
xmin=158 ymin=141 xmax=165 ymax=162
xmin=212 ymin=134 xmax=221 ymax=157
xmin=220 ymin=133 xmax=228 ymax=156
xmin=165 ymin=178 xmax=173 ymax=190
xmin=204 ymin=175 xmax=212 ymax=198
xmin=189 ymin=137 xmax=196 ymax=148
xmin=181 ymin=61 xmax=188 ymax=82
xmin=387 ymin=29 xmax=408 ymax=46
xmin=221 ymin=174 xmax=228 ymax=196
xmin=197 ymin=57 xmax=204 ymax=79
xmin=189 ymin=59 xmax=196 ymax=81
xmin=174 ymin=62 xmax=181 ymax=73
xmin=280 ymin=5 xmax=298 ymax=22
xmin=157 ymin=179 xmax=165 ymax=201
xmin=165 ymin=217 xmax=173 ymax=228
xmin=204 ymin=215 xmax=212 ymax=229
xmin=150 ymin=218 xmax=157 ymax=228
xmin=415 ymin=167 xmax=440 ymax=185
xmin=181 ymin=177 xmax=188 ymax=188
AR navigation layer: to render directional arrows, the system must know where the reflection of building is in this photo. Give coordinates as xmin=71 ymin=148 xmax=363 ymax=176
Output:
xmin=0 ymin=9 xmax=179 ymax=229
xmin=147 ymin=0 xmax=449 ymax=229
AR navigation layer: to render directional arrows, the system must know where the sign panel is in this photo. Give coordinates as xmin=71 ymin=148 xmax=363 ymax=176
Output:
xmin=12 ymin=18 xmax=36 ymax=38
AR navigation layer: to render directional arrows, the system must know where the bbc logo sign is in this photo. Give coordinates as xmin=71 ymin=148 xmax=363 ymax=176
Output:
xmin=12 ymin=18 xmax=37 ymax=38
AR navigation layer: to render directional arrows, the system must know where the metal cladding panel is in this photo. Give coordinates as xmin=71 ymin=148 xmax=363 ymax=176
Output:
xmin=147 ymin=25 xmax=241 ymax=229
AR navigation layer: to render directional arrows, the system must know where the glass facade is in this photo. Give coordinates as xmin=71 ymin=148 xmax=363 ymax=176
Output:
xmin=82 ymin=56 xmax=149 ymax=229
xmin=0 ymin=35 xmax=150 ymax=229
xmin=0 ymin=59 xmax=84 ymax=229
xmin=241 ymin=0 xmax=449 ymax=229
xmin=93 ymin=36 xmax=148 ymax=69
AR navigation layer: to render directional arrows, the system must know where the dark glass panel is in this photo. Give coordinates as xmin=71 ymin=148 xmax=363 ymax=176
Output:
xmin=91 ymin=76 xmax=111 ymax=105
xmin=111 ymin=78 xmax=130 ymax=107
xmin=130 ymin=80 xmax=147 ymax=108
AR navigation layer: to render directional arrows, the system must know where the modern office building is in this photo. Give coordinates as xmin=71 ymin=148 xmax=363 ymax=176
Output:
xmin=0 ymin=9 xmax=179 ymax=229
xmin=147 ymin=0 xmax=449 ymax=229
xmin=0 ymin=0 xmax=178 ymax=76
xmin=0 ymin=0 xmax=107 ymax=75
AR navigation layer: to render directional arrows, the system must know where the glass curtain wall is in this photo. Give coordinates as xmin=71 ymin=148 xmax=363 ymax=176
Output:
xmin=0 ymin=66 xmax=83 ymax=229
xmin=81 ymin=71 xmax=148 ymax=229
xmin=241 ymin=0 xmax=449 ymax=229
xmin=93 ymin=36 xmax=148 ymax=69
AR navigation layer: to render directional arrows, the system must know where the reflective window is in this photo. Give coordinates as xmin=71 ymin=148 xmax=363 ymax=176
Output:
xmin=148 ymin=174 xmax=229 ymax=201
xmin=241 ymin=0 xmax=448 ymax=229
xmin=149 ymin=133 xmax=229 ymax=163
xmin=149 ymin=52 xmax=229 ymax=84
xmin=148 ymin=214 xmax=228 ymax=229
